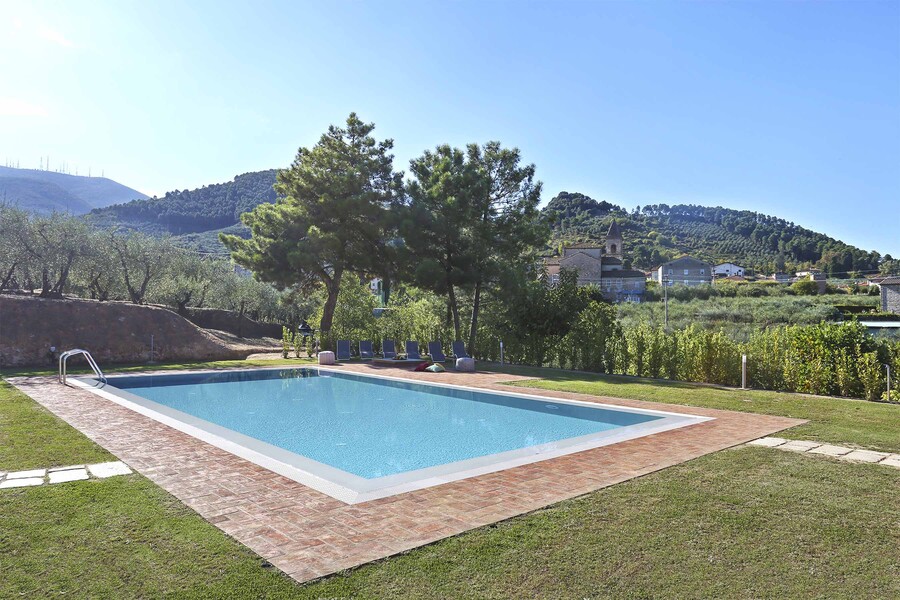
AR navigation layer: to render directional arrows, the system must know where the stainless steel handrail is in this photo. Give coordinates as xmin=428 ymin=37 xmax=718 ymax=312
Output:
xmin=58 ymin=349 xmax=107 ymax=386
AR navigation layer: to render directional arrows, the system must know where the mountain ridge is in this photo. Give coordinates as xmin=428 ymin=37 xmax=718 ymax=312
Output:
xmin=0 ymin=165 xmax=149 ymax=214
xmin=87 ymin=169 xmax=891 ymax=275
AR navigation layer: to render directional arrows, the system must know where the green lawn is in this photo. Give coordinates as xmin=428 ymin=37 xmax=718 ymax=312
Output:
xmin=488 ymin=363 xmax=900 ymax=452
xmin=1 ymin=360 xmax=898 ymax=598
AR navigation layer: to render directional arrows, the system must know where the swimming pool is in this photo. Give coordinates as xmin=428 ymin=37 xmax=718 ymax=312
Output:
xmin=73 ymin=368 xmax=711 ymax=503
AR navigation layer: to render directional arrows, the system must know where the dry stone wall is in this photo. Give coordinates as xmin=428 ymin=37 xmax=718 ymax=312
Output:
xmin=0 ymin=295 xmax=247 ymax=368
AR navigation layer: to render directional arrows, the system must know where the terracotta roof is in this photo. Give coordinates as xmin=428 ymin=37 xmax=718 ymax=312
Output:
xmin=565 ymin=242 xmax=604 ymax=249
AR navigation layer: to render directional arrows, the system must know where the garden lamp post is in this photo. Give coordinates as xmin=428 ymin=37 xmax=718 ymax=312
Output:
xmin=887 ymin=364 xmax=892 ymax=401
xmin=662 ymin=275 xmax=670 ymax=327
xmin=298 ymin=321 xmax=315 ymax=355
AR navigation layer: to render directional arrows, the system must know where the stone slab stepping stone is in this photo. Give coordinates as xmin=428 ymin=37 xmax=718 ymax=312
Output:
xmin=748 ymin=437 xmax=787 ymax=447
xmin=880 ymin=454 xmax=900 ymax=468
xmin=87 ymin=462 xmax=132 ymax=478
xmin=7 ymin=468 xmax=46 ymax=479
xmin=0 ymin=477 xmax=44 ymax=489
xmin=808 ymin=444 xmax=852 ymax=457
xmin=779 ymin=440 xmax=822 ymax=452
xmin=841 ymin=450 xmax=890 ymax=463
xmin=49 ymin=468 xmax=89 ymax=484
xmin=49 ymin=465 xmax=85 ymax=472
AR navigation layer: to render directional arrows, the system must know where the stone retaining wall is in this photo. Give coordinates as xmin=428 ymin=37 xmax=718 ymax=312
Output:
xmin=0 ymin=295 xmax=247 ymax=368
xmin=181 ymin=307 xmax=283 ymax=339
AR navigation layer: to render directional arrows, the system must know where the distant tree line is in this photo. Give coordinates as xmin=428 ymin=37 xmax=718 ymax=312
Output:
xmin=88 ymin=170 xmax=279 ymax=235
xmin=0 ymin=205 xmax=313 ymax=325
xmin=545 ymin=192 xmax=896 ymax=276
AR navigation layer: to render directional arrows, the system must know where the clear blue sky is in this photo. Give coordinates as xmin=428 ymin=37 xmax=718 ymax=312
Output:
xmin=1 ymin=0 xmax=898 ymax=255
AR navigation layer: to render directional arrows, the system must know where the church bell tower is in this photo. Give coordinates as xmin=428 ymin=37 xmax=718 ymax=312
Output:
xmin=605 ymin=220 xmax=623 ymax=258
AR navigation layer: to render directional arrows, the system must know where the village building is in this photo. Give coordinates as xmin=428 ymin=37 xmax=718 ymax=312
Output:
xmin=543 ymin=221 xmax=647 ymax=302
xmin=713 ymin=262 xmax=746 ymax=278
xmin=796 ymin=269 xmax=827 ymax=294
xmin=655 ymin=256 xmax=713 ymax=287
xmin=770 ymin=272 xmax=791 ymax=284
xmin=880 ymin=277 xmax=900 ymax=314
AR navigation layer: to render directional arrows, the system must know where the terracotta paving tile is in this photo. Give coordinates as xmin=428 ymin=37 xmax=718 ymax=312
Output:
xmin=9 ymin=364 xmax=802 ymax=584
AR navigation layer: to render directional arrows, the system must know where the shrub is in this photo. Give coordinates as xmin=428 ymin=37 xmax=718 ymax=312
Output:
xmin=792 ymin=279 xmax=819 ymax=295
xmin=281 ymin=326 xmax=292 ymax=359
xmin=858 ymin=351 xmax=884 ymax=401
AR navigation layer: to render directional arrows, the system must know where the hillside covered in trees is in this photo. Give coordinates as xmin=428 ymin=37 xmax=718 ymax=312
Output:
xmin=545 ymin=191 xmax=891 ymax=276
xmin=88 ymin=170 xmax=278 ymax=237
xmin=85 ymin=169 xmax=892 ymax=275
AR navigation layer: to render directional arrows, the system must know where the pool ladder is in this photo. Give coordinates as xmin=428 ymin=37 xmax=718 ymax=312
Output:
xmin=58 ymin=349 xmax=107 ymax=386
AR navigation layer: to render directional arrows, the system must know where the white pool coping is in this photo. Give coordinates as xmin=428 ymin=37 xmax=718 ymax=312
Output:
xmin=69 ymin=366 xmax=713 ymax=504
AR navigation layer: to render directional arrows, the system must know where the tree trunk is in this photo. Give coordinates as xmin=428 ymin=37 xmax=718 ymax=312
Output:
xmin=447 ymin=284 xmax=462 ymax=341
xmin=39 ymin=268 xmax=54 ymax=298
xmin=0 ymin=262 xmax=17 ymax=293
xmin=318 ymin=270 xmax=343 ymax=351
xmin=237 ymin=300 xmax=247 ymax=337
xmin=467 ymin=280 xmax=482 ymax=356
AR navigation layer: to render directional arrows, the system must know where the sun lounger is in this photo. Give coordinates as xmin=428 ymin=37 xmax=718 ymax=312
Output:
xmin=382 ymin=340 xmax=397 ymax=359
xmin=405 ymin=341 xmax=422 ymax=361
xmin=452 ymin=340 xmax=470 ymax=359
xmin=359 ymin=340 xmax=374 ymax=360
xmin=428 ymin=341 xmax=447 ymax=362
xmin=336 ymin=340 xmax=351 ymax=361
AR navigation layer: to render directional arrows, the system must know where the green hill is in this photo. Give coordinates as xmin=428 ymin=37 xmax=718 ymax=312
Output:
xmin=543 ymin=191 xmax=885 ymax=276
xmin=88 ymin=170 xmax=277 ymax=238
xmin=0 ymin=166 xmax=148 ymax=214
xmin=86 ymin=170 xmax=889 ymax=275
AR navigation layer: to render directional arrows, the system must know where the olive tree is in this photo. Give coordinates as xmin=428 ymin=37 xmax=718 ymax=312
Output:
xmin=109 ymin=231 xmax=176 ymax=304
xmin=18 ymin=212 xmax=92 ymax=298
xmin=0 ymin=205 xmax=29 ymax=292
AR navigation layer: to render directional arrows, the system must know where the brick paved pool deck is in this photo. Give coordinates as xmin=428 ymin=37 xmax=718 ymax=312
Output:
xmin=9 ymin=364 xmax=803 ymax=584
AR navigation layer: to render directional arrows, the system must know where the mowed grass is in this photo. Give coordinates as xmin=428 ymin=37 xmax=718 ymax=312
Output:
xmin=488 ymin=364 xmax=900 ymax=452
xmin=1 ymin=360 xmax=898 ymax=598
xmin=0 ymin=380 xmax=113 ymax=470
xmin=300 ymin=449 xmax=898 ymax=600
xmin=2 ymin=444 xmax=897 ymax=598
xmin=0 ymin=476 xmax=302 ymax=598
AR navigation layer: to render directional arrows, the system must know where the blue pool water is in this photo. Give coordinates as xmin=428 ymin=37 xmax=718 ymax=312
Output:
xmin=107 ymin=369 xmax=661 ymax=479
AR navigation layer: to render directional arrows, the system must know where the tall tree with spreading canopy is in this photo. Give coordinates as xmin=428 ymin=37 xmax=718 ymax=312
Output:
xmin=221 ymin=113 xmax=402 ymax=346
xmin=401 ymin=145 xmax=482 ymax=341
xmin=466 ymin=142 xmax=547 ymax=353
xmin=400 ymin=142 xmax=547 ymax=353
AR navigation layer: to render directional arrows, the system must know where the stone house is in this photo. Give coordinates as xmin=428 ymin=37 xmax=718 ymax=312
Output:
xmin=881 ymin=277 xmax=900 ymax=314
xmin=655 ymin=256 xmax=713 ymax=287
xmin=796 ymin=269 xmax=827 ymax=294
xmin=544 ymin=221 xmax=646 ymax=302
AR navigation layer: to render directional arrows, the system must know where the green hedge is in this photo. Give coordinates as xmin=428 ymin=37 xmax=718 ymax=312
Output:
xmin=481 ymin=316 xmax=899 ymax=402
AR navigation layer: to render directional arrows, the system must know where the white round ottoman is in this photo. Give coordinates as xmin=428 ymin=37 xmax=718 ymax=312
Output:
xmin=455 ymin=357 xmax=475 ymax=372
xmin=318 ymin=351 xmax=335 ymax=365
